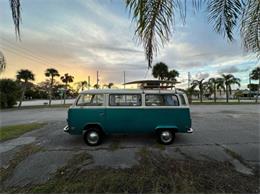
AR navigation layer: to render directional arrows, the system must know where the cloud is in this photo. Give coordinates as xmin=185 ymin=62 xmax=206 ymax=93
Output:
xmin=218 ymin=66 xmax=239 ymax=74
xmin=1 ymin=0 xmax=257 ymax=88
xmin=195 ymin=72 xmax=209 ymax=80
xmin=218 ymin=65 xmax=251 ymax=74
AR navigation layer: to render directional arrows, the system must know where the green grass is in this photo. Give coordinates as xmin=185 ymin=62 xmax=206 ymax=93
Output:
xmin=0 ymin=123 xmax=46 ymax=141
xmin=1 ymin=104 xmax=71 ymax=111
xmin=4 ymin=149 xmax=259 ymax=193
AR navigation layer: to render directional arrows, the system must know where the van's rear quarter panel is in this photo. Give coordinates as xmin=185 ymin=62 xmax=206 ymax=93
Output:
xmin=141 ymin=108 xmax=191 ymax=133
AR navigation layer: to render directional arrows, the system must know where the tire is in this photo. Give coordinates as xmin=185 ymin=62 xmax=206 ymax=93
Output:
xmin=157 ymin=129 xmax=175 ymax=145
xmin=83 ymin=127 xmax=102 ymax=146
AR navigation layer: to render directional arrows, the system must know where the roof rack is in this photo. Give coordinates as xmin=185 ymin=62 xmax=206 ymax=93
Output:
xmin=124 ymin=80 xmax=178 ymax=88
xmin=124 ymin=79 xmax=179 ymax=93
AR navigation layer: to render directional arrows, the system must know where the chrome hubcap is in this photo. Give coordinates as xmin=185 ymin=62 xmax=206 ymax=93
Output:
xmin=160 ymin=131 xmax=172 ymax=143
xmin=87 ymin=132 xmax=99 ymax=144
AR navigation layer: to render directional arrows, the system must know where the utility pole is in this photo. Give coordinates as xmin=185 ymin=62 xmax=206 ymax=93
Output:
xmin=88 ymin=76 xmax=90 ymax=90
xmin=123 ymin=71 xmax=126 ymax=89
xmin=249 ymin=72 xmax=251 ymax=100
xmin=188 ymin=72 xmax=191 ymax=89
xmin=96 ymin=71 xmax=99 ymax=88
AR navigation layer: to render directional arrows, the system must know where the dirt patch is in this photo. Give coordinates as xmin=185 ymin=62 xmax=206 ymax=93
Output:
xmin=3 ymin=148 xmax=259 ymax=193
xmin=0 ymin=144 xmax=43 ymax=185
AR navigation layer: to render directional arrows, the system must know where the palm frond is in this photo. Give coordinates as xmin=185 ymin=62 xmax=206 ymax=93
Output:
xmin=241 ymin=0 xmax=260 ymax=57
xmin=207 ymin=0 xmax=243 ymax=41
xmin=126 ymin=0 xmax=174 ymax=68
xmin=10 ymin=0 xmax=21 ymax=40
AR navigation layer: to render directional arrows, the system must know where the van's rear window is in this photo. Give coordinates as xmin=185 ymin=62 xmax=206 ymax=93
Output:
xmin=109 ymin=94 xmax=141 ymax=106
xmin=145 ymin=94 xmax=179 ymax=106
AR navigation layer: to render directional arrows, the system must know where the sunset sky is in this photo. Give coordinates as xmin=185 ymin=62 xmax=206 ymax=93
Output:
xmin=0 ymin=0 xmax=259 ymax=89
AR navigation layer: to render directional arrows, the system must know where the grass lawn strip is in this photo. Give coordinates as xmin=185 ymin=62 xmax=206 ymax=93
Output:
xmin=0 ymin=123 xmax=46 ymax=141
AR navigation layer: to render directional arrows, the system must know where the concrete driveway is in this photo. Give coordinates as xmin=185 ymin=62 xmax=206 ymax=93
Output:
xmin=0 ymin=105 xmax=259 ymax=188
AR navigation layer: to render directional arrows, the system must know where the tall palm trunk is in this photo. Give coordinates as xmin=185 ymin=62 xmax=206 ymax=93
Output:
xmin=256 ymin=79 xmax=260 ymax=103
xmin=199 ymin=86 xmax=203 ymax=103
xmin=63 ymin=83 xmax=67 ymax=105
xmin=225 ymin=84 xmax=229 ymax=103
xmin=213 ymin=84 xmax=216 ymax=102
xmin=18 ymin=83 xmax=26 ymax=107
xmin=48 ymin=76 xmax=54 ymax=106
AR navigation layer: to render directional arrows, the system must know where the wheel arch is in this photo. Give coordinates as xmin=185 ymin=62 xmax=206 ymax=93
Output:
xmin=155 ymin=125 xmax=178 ymax=133
xmin=83 ymin=123 xmax=105 ymax=135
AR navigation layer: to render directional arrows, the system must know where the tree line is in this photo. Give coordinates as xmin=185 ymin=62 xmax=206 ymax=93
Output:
xmin=0 ymin=68 xmax=114 ymax=108
xmin=188 ymin=67 xmax=260 ymax=103
xmin=0 ymin=65 xmax=259 ymax=108
xmin=151 ymin=62 xmax=260 ymax=103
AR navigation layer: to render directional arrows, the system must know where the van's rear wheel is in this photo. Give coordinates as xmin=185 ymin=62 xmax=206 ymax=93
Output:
xmin=84 ymin=128 xmax=102 ymax=146
xmin=157 ymin=129 xmax=175 ymax=145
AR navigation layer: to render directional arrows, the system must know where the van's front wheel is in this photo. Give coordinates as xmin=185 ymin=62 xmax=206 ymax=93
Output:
xmin=84 ymin=128 xmax=102 ymax=146
xmin=157 ymin=129 xmax=175 ymax=145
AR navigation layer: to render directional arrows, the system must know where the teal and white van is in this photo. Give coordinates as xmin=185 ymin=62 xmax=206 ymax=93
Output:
xmin=64 ymin=89 xmax=193 ymax=146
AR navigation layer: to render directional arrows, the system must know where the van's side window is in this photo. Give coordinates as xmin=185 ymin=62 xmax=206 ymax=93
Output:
xmin=145 ymin=94 xmax=179 ymax=106
xmin=109 ymin=94 xmax=141 ymax=106
xmin=179 ymin=94 xmax=187 ymax=105
xmin=77 ymin=94 xmax=104 ymax=106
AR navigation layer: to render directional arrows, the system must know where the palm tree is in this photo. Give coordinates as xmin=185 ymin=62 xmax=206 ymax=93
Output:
xmin=103 ymin=83 xmax=114 ymax=89
xmin=222 ymin=74 xmax=241 ymax=103
xmin=0 ymin=51 xmax=6 ymax=74
xmin=93 ymin=84 xmax=100 ymax=89
xmin=125 ymin=0 xmax=260 ymax=67
xmin=152 ymin=62 xmax=169 ymax=80
xmin=208 ymin=77 xmax=225 ymax=102
xmin=250 ymin=67 xmax=260 ymax=102
xmin=16 ymin=69 xmax=35 ymax=107
xmin=186 ymin=87 xmax=199 ymax=104
xmin=9 ymin=1 xmax=260 ymax=67
xmin=191 ymin=79 xmax=207 ymax=103
xmin=75 ymin=81 xmax=88 ymax=92
xmin=203 ymin=81 xmax=213 ymax=99
xmin=60 ymin=73 xmax=74 ymax=104
xmin=216 ymin=78 xmax=225 ymax=98
xmin=166 ymin=69 xmax=179 ymax=82
xmin=45 ymin=68 xmax=60 ymax=106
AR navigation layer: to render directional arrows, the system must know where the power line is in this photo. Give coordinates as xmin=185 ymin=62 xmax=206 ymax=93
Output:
xmin=0 ymin=39 xmax=59 ymax=65
xmin=0 ymin=46 xmax=52 ymax=66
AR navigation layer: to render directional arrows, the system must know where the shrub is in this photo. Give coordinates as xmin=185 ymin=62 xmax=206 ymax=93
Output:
xmin=0 ymin=79 xmax=20 ymax=108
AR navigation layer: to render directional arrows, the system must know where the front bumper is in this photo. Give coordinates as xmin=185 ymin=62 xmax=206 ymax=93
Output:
xmin=64 ymin=125 xmax=70 ymax=133
xmin=187 ymin=128 xmax=193 ymax=133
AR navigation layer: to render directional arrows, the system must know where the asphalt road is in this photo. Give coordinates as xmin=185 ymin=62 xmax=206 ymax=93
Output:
xmin=0 ymin=105 xmax=259 ymax=188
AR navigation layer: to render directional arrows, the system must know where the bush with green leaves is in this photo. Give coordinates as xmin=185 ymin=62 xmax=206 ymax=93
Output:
xmin=0 ymin=79 xmax=20 ymax=108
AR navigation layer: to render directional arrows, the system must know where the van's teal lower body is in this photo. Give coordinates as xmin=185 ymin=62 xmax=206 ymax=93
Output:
xmin=66 ymin=107 xmax=192 ymax=135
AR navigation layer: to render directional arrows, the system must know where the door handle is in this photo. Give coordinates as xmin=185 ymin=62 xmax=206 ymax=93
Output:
xmin=99 ymin=112 xmax=105 ymax=116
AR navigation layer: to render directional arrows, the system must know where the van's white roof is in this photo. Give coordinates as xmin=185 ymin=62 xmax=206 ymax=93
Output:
xmin=80 ymin=89 xmax=184 ymax=94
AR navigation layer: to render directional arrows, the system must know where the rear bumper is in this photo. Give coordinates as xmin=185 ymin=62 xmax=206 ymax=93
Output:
xmin=187 ymin=128 xmax=193 ymax=133
xmin=64 ymin=125 xmax=70 ymax=133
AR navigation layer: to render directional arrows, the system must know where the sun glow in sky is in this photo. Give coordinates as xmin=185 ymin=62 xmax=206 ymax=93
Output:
xmin=0 ymin=0 xmax=259 ymax=89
